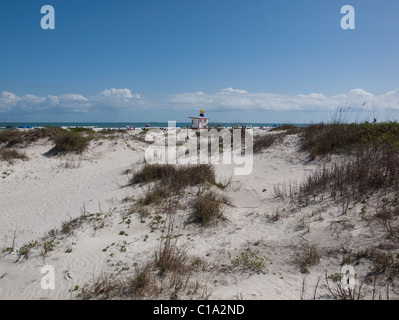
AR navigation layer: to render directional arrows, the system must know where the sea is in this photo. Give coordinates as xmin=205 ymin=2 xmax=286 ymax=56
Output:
xmin=0 ymin=122 xmax=308 ymax=130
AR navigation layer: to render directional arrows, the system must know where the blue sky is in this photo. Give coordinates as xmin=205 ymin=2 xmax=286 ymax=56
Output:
xmin=0 ymin=0 xmax=398 ymax=123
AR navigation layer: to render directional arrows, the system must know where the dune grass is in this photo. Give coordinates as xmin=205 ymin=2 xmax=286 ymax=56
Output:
xmin=191 ymin=190 xmax=229 ymax=226
xmin=131 ymin=163 xmax=215 ymax=190
xmin=0 ymin=148 xmax=29 ymax=164
xmin=301 ymin=122 xmax=399 ymax=160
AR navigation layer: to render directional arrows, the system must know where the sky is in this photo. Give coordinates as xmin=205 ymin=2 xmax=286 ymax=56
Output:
xmin=0 ymin=0 xmax=398 ymax=123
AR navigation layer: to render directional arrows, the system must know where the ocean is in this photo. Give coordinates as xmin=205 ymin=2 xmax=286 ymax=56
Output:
xmin=0 ymin=122 xmax=308 ymax=129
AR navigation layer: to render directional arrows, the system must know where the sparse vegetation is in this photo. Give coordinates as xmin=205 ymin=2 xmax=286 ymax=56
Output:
xmin=296 ymin=243 xmax=321 ymax=274
xmin=231 ymin=247 xmax=270 ymax=271
xmin=191 ymin=190 xmax=228 ymax=226
xmin=131 ymin=163 xmax=217 ymax=208
xmin=0 ymin=148 xmax=29 ymax=164
xmin=301 ymin=122 xmax=399 ymax=160
xmin=253 ymin=132 xmax=286 ymax=154
xmin=53 ymin=131 xmax=90 ymax=154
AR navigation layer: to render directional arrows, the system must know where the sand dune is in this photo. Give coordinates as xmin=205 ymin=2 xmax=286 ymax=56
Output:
xmin=0 ymin=130 xmax=397 ymax=300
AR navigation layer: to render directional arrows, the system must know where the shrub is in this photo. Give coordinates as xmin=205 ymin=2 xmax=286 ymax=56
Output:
xmin=297 ymin=243 xmax=321 ymax=274
xmin=191 ymin=190 xmax=228 ymax=226
xmin=131 ymin=163 xmax=216 ymax=197
xmin=231 ymin=247 xmax=269 ymax=271
xmin=0 ymin=130 xmax=24 ymax=147
xmin=77 ymin=264 xmax=156 ymax=300
xmin=154 ymin=237 xmax=189 ymax=276
xmin=0 ymin=127 xmax=67 ymax=148
xmin=291 ymin=145 xmax=399 ymax=207
xmin=54 ymin=131 xmax=89 ymax=154
xmin=0 ymin=148 xmax=29 ymax=164
xmin=301 ymin=122 xmax=399 ymax=159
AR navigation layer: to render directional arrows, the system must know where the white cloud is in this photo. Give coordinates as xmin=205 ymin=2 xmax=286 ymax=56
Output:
xmin=2 ymin=87 xmax=399 ymax=115
xmin=0 ymin=88 xmax=143 ymax=113
xmin=95 ymin=88 xmax=142 ymax=108
xmin=168 ymin=88 xmax=399 ymax=112
xmin=220 ymin=87 xmax=248 ymax=94
xmin=0 ymin=91 xmax=21 ymax=111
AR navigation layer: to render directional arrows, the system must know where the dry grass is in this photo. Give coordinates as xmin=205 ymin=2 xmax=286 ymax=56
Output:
xmin=77 ymin=217 xmax=210 ymax=300
xmin=253 ymin=132 xmax=286 ymax=154
xmin=190 ymin=190 xmax=229 ymax=226
xmin=78 ymin=264 xmax=157 ymax=300
xmin=301 ymin=122 xmax=399 ymax=160
xmin=296 ymin=243 xmax=322 ymax=274
xmin=131 ymin=163 xmax=216 ymax=206
xmin=53 ymin=131 xmax=90 ymax=154
xmin=0 ymin=148 xmax=29 ymax=164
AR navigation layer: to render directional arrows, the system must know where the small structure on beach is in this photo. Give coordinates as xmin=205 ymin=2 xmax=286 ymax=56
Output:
xmin=189 ymin=109 xmax=210 ymax=129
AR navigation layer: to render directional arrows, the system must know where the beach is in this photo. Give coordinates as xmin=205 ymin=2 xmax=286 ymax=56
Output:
xmin=0 ymin=127 xmax=398 ymax=300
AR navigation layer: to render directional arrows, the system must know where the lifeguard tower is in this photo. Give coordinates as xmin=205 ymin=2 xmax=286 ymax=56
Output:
xmin=189 ymin=110 xmax=210 ymax=129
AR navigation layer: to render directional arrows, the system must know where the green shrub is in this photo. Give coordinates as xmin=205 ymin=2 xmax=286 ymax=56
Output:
xmin=231 ymin=248 xmax=269 ymax=271
xmin=301 ymin=122 xmax=399 ymax=159
xmin=54 ymin=131 xmax=89 ymax=154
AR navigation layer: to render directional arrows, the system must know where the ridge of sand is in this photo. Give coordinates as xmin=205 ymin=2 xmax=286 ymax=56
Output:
xmin=0 ymin=132 xmax=397 ymax=300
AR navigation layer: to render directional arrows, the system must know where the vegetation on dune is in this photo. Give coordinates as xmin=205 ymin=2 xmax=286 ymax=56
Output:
xmin=0 ymin=148 xmax=29 ymax=164
xmin=130 ymin=163 xmax=216 ymax=190
xmin=0 ymin=127 xmax=130 ymax=157
xmin=53 ymin=130 xmax=90 ymax=154
xmin=273 ymin=121 xmax=399 ymax=293
xmin=301 ymin=122 xmax=399 ymax=160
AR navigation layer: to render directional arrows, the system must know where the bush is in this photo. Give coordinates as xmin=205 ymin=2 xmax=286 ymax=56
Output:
xmin=0 ymin=127 xmax=67 ymax=148
xmin=131 ymin=164 xmax=215 ymax=193
xmin=191 ymin=190 xmax=228 ymax=226
xmin=291 ymin=145 xmax=399 ymax=207
xmin=0 ymin=130 xmax=24 ymax=147
xmin=297 ymin=243 xmax=321 ymax=274
xmin=54 ymin=131 xmax=89 ymax=154
xmin=0 ymin=148 xmax=29 ymax=164
xmin=301 ymin=122 xmax=399 ymax=159
xmin=231 ymin=247 xmax=269 ymax=271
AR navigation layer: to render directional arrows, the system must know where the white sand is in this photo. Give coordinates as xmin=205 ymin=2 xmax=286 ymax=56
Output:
xmin=0 ymin=131 xmax=396 ymax=300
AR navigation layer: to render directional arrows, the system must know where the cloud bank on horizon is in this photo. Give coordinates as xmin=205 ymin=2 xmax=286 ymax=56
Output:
xmin=1 ymin=88 xmax=398 ymax=116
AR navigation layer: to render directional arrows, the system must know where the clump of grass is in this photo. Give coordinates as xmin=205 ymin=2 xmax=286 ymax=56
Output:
xmin=0 ymin=130 xmax=24 ymax=147
xmin=97 ymin=129 xmax=126 ymax=135
xmin=253 ymin=132 xmax=286 ymax=154
xmin=78 ymin=264 xmax=157 ymax=300
xmin=297 ymin=243 xmax=321 ymax=274
xmin=131 ymin=164 xmax=216 ymax=206
xmin=0 ymin=127 xmax=67 ymax=148
xmin=301 ymin=122 xmax=399 ymax=160
xmin=53 ymin=131 xmax=90 ymax=154
xmin=15 ymin=241 xmax=39 ymax=262
xmin=137 ymin=184 xmax=172 ymax=206
xmin=231 ymin=247 xmax=270 ymax=271
xmin=154 ymin=237 xmax=189 ymax=276
xmin=68 ymin=127 xmax=95 ymax=133
xmin=0 ymin=148 xmax=29 ymax=164
xmin=131 ymin=163 xmax=215 ymax=187
xmin=289 ymin=146 xmax=399 ymax=208
xmin=190 ymin=190 xmax=228 ymax=226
